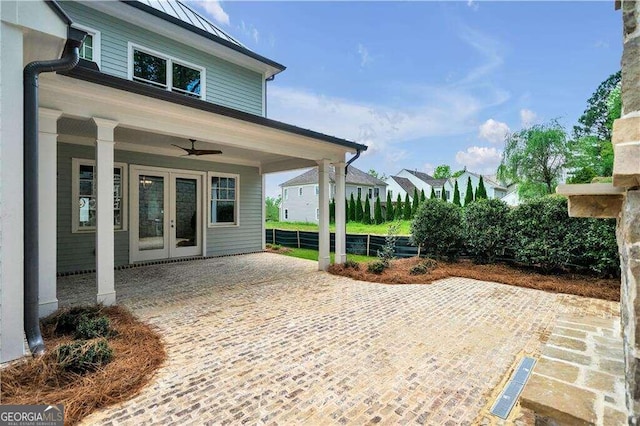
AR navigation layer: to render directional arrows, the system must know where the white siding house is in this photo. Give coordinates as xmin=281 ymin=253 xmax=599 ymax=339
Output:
xmin=455 ymin=171 xmax=509 ymax=204
xmin=387 ymin=169 xmax=454 ymax=202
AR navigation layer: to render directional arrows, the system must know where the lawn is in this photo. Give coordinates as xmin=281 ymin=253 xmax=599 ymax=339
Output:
xmin=265 ymin=220 xmax=412 ymax=236
xmin=269 ymin=247 xmax=376 ymax=263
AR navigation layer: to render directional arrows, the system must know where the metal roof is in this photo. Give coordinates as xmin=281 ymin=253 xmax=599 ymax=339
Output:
xmin=280 ymin=165 xmax=387 ymax=187
xmin=136 ymin=0 xmax=244 ymax=47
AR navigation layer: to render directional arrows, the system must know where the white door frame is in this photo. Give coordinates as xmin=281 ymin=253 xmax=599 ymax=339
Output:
xmin=129 ymin=165 xmax=206 ymax=263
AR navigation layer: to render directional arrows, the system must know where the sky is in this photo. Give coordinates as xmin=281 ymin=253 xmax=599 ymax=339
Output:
xmin=188 ymin=0 xmax=623 ymax=198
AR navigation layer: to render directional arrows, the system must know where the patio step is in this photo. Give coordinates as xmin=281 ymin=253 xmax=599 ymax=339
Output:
xmin=520 ymin=314 xmax=627 ymax=425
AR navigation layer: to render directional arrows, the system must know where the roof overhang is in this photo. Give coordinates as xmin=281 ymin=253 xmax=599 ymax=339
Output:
xmin=78 ymin=0 xmax=285 ymax=78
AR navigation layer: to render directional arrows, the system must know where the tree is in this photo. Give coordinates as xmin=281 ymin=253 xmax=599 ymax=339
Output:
xmin=329 ymin=198 xmax=335 ymax=223
xmin=403 ymin=193 xmax=412 ymax=220
xmin=395 ymin=194 xmax=404 ymax=220
xmin=265 ymin=196 xmax=281 ymax=222
xmin=452 ymin=169 xmax=465 ymax=178
xmin=464 ymin=176 xmax=474 ymax=206
xmin=374 ymin=196 xmax=383 ymax=224
xmin=440 ymin=187 xmax=447 ymax=201
xmin=386 ymin=191 xmax=394 ymax=222
xmin=476 ymin=176 xmax=488 ymax=200
xmin=412 ymin=188 xmax=420 ymax=214
xmin=356 ymin=193 xmax=364 ymax=222
xmin=452 ymin=180 xmax=461 ymax=206
xmin=363 ymin=197 xmax=372 ymax=224
xmin=345 ymin=198 xmax=350 ymax=223
xmin=573 ymin=71 xmax=621 ymax=141
xmin=433 ymin=165 xmax=452 ymax=179
xmin=420 ymin=189 xmax=426 ymax=203
xmin=349 ymin=194 xmax=356 ymax=222
xmin=430 ymin=187 xmax=436 ymax=199
xmin=368 ymin=169 xmax=388 ymax=181
xmin=497 ymin=119 xmax=568 ymax=199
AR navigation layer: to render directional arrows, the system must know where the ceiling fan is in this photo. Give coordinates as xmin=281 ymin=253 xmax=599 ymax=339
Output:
xmin=172 ymin=139 xmax=222 ymax=156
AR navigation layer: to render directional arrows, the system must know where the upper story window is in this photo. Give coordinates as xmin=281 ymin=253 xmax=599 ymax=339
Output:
xmin=73 ymin=24 xmax=101 ymax=67
xmin=129 ymin=44 xmax=205 ymax=100
xmin=435 ymin=190 xmax=441 ymax=198
xmin=284 ymin=188 xmax=289 ymax=200
xmin=299 ymin=187 xmax=303 ymax=197
xmin=357 ymin=187 xmax=362 ymax=198
xmin=445 ymin=190 xmax=451 ymax=199
xmin=368 ymin=188 xmax=373 ymax=199
xmin=374 ymin=188 xmax=380 ymax=198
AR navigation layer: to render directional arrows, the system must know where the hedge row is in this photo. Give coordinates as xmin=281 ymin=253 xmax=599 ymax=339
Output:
xmin=410 ymin=196 xmax=619 ymax=277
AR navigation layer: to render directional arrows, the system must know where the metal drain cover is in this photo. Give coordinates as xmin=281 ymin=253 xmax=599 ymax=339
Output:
xmin=490 ymin=357 xmax=536 ymax=419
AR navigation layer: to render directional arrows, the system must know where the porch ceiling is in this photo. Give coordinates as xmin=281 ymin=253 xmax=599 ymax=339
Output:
xmin=57 ymin=117 xmax=314 ymax=171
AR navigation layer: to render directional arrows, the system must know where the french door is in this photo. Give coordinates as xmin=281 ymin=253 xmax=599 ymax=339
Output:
xmin=131 ymin=167 xmax=203 ymax=262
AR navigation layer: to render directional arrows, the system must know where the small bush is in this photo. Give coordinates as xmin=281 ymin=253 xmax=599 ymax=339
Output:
xmin=55 ymin=339 xmax=114 ymax=374
xmin=74 ymin=315 xmax=112 ymax=340
xmin=377 ymin=222 xmax=400 ymax=267
xmin=464 ymin=199 xmax=511 ymax=263
xmin=266 ymin=243 xmax=282 ymax=250
xmin=46 ymin=306 xmax=102 ymax=336
xmin=411 ymin=199 xmax=464 ymax=260
xmin=409 ymin=258 xmax=438 ymax=275
xmin=343 ymin=259 xmax=360 ymax=270
xmin=367 ymin=260 xmax=386 ymax=274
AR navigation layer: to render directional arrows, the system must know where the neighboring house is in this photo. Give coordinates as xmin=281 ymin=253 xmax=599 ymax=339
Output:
xmin=455 ymin=171 xmax=508 ymax=202
xmin=0 ymin=0 xmax=365 ymax=362
xmin=388 ymin=169 xmax=454 ymax=202
xmin=280 ymin=166 xmax=386 ymax=222
xmin=501 ymin=184 xmax=521 ymax=207
xmin=386 ymin=176 xmax=417 ymax=201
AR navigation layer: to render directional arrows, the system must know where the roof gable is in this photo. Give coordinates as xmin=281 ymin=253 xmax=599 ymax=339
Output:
xmin=280 ymin=165 xmax=387 ymax=187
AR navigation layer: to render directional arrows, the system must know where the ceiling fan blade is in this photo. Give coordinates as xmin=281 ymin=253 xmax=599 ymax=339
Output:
xmin=194 ymin=150 xmax=223 ymax=155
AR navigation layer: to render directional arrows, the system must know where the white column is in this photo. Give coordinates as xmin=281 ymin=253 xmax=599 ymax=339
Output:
xmin=93 ymin=118 xmax=118 ymax=305
xmin=333 ymin=160 xmax=346 ymax=264
xmin=261 ymin=173 xmax=266 ymax=250
xmin=38 ymin=108 xmax=62 ymax=317
xmin=0 ymin=21 xmax=26 ymax=362
xmin=317 ymin=159 xmax=330 ymax=271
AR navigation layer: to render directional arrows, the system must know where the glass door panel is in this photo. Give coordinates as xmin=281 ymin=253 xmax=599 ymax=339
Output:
xmin=170 ymin=174 xmax=201 ymax=258
xmin=138 ymin=175 xmax=165 ymax=251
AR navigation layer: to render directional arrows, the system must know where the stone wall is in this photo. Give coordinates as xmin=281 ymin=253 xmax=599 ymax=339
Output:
xmin=617 ymin=1 xmax=640 ymax=423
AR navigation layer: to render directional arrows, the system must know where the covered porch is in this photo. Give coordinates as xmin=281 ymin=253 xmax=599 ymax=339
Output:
xmin=36 ymin=65 xmax=362 ymax=316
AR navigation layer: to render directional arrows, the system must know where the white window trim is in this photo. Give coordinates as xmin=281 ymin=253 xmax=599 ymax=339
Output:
xmin=127 ymin=42 xmax=207 ymax=100
xmin=72 ymin=23 xmax=101 ymax=68
xmin=71 ymin=158 xmax=128 ymax=233
xmin=208 ymin=171 xmax=240 ymax=228
xmin=284 ymin=188 xmax=288 ymax=200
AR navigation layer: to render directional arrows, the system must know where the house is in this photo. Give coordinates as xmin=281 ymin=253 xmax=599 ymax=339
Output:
xmin=454 ymin=171 xmax=508 ymax=203
xmin=387 ymin=169 xmax=454 ymax=202
xmin=0 ymin=0 xmax=365 ymax=362
xmin=280 ymin=166 xmax=386 ymax=222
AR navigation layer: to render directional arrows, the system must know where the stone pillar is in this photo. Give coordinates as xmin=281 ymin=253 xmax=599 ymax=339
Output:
xmin=333 ymin=160 xmax=347 ymax=264
xmin=317 ymin=159 xmax=330 ymax=271
xmin=93 ymin=118 xmax=118 ymax=306
xmin=38 ymin=108 xmax=62 ymax=317
xmin=617 ymin=1 xmax=640 ymax=422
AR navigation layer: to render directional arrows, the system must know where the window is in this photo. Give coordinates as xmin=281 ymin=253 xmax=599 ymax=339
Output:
xmin=316 ymin=208 xmax=319 ymax=220
xmin=368 ymin=188 xmax=373 ymax=199
xmin=435 ymin=190 xmax=441 ymax=198
xmin=209 ymin=173 xmax=238 ymax=225
xmin=129 ymin=44 xmax=205 ymax=99
xmin=72 ymin=159 xmax=127 ymax=233
xmin=284 ymin=188 xmax=289 ymax=200
xmin=284 ymin=209 xmax=288 ymax=219
xmin=299 ymin=187 xmax=303 ymax=197
xmin=374 ymin=188 xmax=380 ymax=198
xmin=315 ymin=185 xmax=319 ymax=195
xmin=72 ymin=24 xmax=101 ymax=67
xmin=445 ymin=190 xmax=451 ymax=200
xmin=357 ymin=187 xmax=362 ymax=197
xmin=389 ymin=190 xmax=393 ymax=198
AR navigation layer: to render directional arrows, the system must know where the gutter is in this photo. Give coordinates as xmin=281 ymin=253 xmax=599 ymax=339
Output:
xmin=23 ymin=27 xmax=86 ymax=356
xmin=345 ymin=149 xmax=362 ymax=174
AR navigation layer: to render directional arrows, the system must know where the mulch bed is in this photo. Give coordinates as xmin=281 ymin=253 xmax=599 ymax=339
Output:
xmin=328 ymin=257 xmax=620 ymax=302
xmin=1 ymin=306 xmax=166 ymax=425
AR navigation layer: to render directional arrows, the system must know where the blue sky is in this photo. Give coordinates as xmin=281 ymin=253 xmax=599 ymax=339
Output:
xmin=190 ymin=1 xmax=622 ymax=198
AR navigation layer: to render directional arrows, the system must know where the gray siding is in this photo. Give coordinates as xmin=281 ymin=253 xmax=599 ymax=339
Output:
xmin=60 ymin=1 xmax=264 ymax=115
xmin=57 ymin=142 xmax=262 ymax=273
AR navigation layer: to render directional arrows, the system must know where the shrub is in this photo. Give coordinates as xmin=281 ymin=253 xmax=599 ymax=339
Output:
xmin=47 ymin=306 xmax=102 ymax=336
xmin=56 ymin=339 xmax=114 ymax=374
xmin=374 ymin=196 xmax=383 ymax=224
xmin=74 ymin=315 xmax=112 ymax=340
xmin=464 ymin=199 xmax=510 ymax=263
xmin=343 ymin=259 xmax=360 ymax=270
xmin=411 ymin=199 xmax=464 ymax=259
xmin=367 ymin=260 xmax=386 ymax=274
xmin=377 ymin=222 xmax=400 ymax=267
xmin=409 ymin=258 xmax=438 ymax=275
xmin=363 ymin=197 xmax=372 ymax=224
xmin=266 ymin=243 xmax=282 ymax=250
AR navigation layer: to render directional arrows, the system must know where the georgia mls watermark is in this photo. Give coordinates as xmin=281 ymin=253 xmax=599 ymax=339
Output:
xmin=0 ymin=405 xmax=64 ymax=426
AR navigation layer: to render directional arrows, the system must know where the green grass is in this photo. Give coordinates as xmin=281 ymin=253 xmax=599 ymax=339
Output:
xmin=277 ymin=247 xmax=376 ymax=263
xmin=265 ymin=220 xmax=412 ymax=236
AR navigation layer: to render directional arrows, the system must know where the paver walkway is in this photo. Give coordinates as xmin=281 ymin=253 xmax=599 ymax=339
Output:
xmin=57 ymin=253 xmax=620 ymax=425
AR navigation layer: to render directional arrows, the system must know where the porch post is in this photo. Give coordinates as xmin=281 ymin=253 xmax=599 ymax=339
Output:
xmin=38 ymin=108 xmax=63 ymax=317
xmin=261 ymin=173 xmax=266 ymax=250
xmin=333 ymin=160 xmax=346 ymax=264
xmin=93 ymin=118 xmax=118 ymax=305
xmin=317 ymin=159 xmax=330 ymax=271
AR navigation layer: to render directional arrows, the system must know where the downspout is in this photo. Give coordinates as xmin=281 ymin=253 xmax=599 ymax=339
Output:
xmin=264 ymin=74 xmax=275 ymax=117
xmin=345 ymin=149 xmax=361 ymax=174
xmin=23 ymin=30 xmax=85 ymax=356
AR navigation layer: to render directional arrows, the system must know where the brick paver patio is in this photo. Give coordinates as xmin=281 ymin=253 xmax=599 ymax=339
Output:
xmin=57 ymin=253 xmax=620 ymax=425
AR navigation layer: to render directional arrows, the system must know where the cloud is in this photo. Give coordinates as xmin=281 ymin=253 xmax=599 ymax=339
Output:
xmin=455 ymin=146 xmax=502 ymax=174
xmin=520 ymin=108 xmax=538 ymax=127
xmin=357 ymin=44 xmax=372 ymax=67
xmin=192 ymin=0 xmax=230 ymax=26
xmin=467 ymin=0 xmax=479 ymax=10
xmin=239 ymin=21 xmax=260 ymax=44
xmin=456 ymin=25 xmax=504 ymax=86
xmin=423 ymin=163 xmax=436 ymax=175
xmin=594 ymin=40 xmax=609 ymax=49
xmin=478 ymin=119 xmax=510 ymax=144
